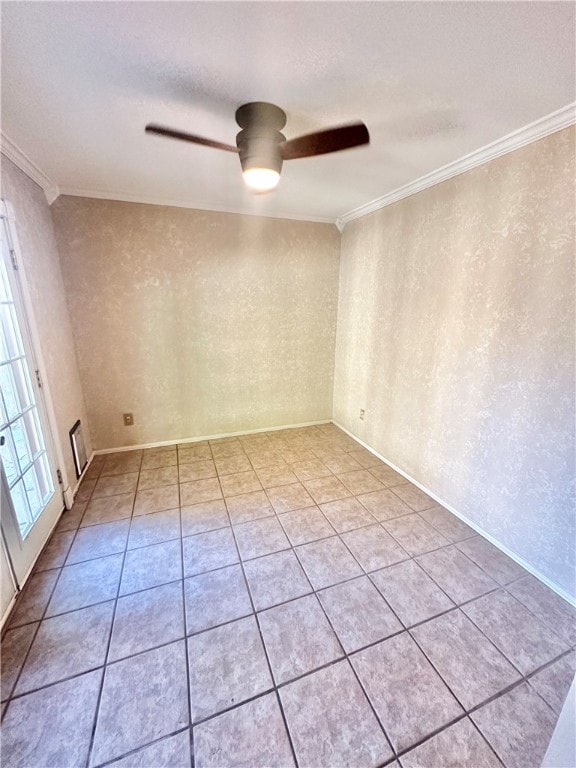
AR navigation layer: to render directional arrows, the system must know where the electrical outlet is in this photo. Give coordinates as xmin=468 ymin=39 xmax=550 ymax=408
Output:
xmin=359 ymin=409 xmax=365 ymax=421
xmin=123 ymin=413 xmax=134 ymax=426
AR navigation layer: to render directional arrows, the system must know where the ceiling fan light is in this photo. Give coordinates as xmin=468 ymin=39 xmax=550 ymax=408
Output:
xmin=243 ymin=167 xmax=280 ymax=193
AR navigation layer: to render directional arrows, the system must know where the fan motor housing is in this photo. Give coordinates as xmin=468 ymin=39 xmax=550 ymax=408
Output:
xmin=235 ymin=102 xmax=287 ymax=175
xmin=236 ymin=127 xmax=285 ymax=175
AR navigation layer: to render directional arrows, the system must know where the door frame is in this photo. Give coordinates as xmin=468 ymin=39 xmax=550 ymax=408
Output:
xmin=0 ymin=198 xmax=73 ymax=594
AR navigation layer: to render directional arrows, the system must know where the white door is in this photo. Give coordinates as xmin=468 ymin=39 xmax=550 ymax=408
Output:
xmin=0 ymin=209 xmax=63 ymax=585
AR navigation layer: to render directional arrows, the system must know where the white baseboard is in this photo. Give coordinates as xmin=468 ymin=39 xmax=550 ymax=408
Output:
xmin=332 ymin=420 xmax=576 ymax=608
xmin=93 ymin=420 xmax=332 ymax=455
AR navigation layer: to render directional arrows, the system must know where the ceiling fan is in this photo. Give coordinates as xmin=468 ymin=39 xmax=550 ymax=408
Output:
xmin=146 ymin=102 xmax=369 ymax=193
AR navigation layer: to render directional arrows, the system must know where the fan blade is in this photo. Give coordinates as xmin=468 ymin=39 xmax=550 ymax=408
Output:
xmin=281 ymin=122 xmax=369 ymax=160
xmin=145 ymin=124 xmax=238 ymax=153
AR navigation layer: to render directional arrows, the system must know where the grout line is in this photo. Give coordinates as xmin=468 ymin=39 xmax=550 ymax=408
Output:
xmin=93 ymin=727 xmax=190 ymax=768
xmin=85 ymin=450 xmax=142 ymax=768
xmin=177 ymin=480 xmax=195 ymax=768
xmin=209 ymin=472 xmax=301 ymax=768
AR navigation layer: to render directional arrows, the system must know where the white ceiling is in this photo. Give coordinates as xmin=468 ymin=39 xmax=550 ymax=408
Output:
xmin=2 ymin=1 xmax=575 ymax=223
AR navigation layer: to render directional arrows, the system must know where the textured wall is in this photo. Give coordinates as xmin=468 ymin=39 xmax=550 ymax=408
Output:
xmin=1 ymin=158 xmax=92 ymax=490
xmin=52 ymin=198 xmax=340 ymax=449
xmin=333 ymin=127 xmax=575 ymax=596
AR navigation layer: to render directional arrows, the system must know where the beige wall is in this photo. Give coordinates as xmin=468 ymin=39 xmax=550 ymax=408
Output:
xmin=52 ymin=198 xmax=340 ymax=449
xmin=1 ymin=158 xmax=92 ymax=491
xmin=333 ymin=126 xmax=575 ymax=596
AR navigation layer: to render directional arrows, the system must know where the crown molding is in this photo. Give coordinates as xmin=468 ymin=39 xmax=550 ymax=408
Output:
xmin=57 ymin=187 xmax=337 ymax=227
xmin=3 ymin=102 xmax=574 ymax=228
xmin=336 ymin=102 xmax=576 ymax=231
xmin=0 ymin=131 xmax=60 ymax=205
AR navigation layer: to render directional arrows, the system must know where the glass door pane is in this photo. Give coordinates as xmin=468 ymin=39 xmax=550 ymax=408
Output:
xmin=0 ymin=236 xmax=54 ymax=538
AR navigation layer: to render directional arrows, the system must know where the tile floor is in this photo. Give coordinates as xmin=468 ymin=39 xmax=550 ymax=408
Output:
xmin=1 ymin=424 xmax=575 ymax=768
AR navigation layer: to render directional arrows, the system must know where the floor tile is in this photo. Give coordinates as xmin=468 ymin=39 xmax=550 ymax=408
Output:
xmin=184 ymin=564 xmax=252 ymax=634
xmin=383 ymin=513 xmax=449 ymax=556
xmin=137 ymin=465 xmax=179 ymax=490
xmin=357 ymin=488 xmax=413 ymax=521
xmin=92 ymin=472 xmax=139 ymax=498
xmin=280 ymin=659 xmax=392 ymax=768
xmin=179 ymin=478 xmax=222 ymax=507
xmin=182 ymin=527 xmax=238 ymax=577
xmin=178 ymin=444 xmax=212 ymax=463
xmin=91 ymin=641 xmax=189 ymax=766
xmin=419 ymin=505 xmax=476 ymax=542
xmin=109 ymin=581 xmax=184 ymax=662
xmin=320 ymin=497 xmax=376 ymax=532
xmin=219 ymin=470 xmax=262 ymax=497
xmin=247 ymin=450 xmax=287 ymax=469
xmin=279 ymin=507 xmax=335 ymax=546
xmin=456 ymin=536 xmax=526 ymax=584
xmin=134 ymin=484 xmax=180 ymax=515
xmin=342 ymin=524 xmax=408 ymax=572
xmin=471 ymin=682 xmax=558 ymax=768
xmin=140 ymin=449 xmax=178 ymax=470
xmin=255 ymin=464 xmax=299 ymax=489
xmin=83 ymin=461 xmax=104 ymax=482
xmin=55 ymin=502 xmax=87 ymax=532
xmin=508 ymin=575 xmax=576 ymax=645
xmin=120 ymin=540 xmax=182 ymax=595
xmin=193 ymin=692 xmax=295 ymax=768
xmin=370 ymin=559 xmax=454 ymax=627
xmin=367 ymin=464 xmax=406 ymax=487
xmin=67 ymin=519 xmax=130 ymax=564
xmin=127 ymin=508 xmax=181 ymax=549
xmin=8 ymin=570 xmax=59 ymax=627
xmin=47 ymin=554 xmax=123 ymax=616
xmin=210 ymin=440 xmax=245 ymax=459
xmin=187 ymin=616 xmax=272 ymax=721
xmin=258 ymin=594 xmax=343 ymax=684
xmin=234 ymin=516 xmax=290 ymax=560
xmin=347 ymin=448 xmax=383 ymax=468
xmin=1 ymin=670 xmax=101 ymax=768
xmin=214 ymin=454 xmax=253 ymax=475
xmin=81 ymin=493 xmax=134 ymax=527
xmin=351 ymin=632 xmax=463 ymax=752
xmin=291 ymin=458 xmax=332 ymax=481
xmin=73 ymin=481 xmax=94 ymax=502
xmin=318 ymin=576 xmax=402 ymax=652
xmin=280 ymin=449 xmax=318 ymax=465
xmin=178 ymin=459 xmax=217 ymax=483
xmin=401 ymin=717 xmax=501 ymax=768
xmin=225 ymin=490 xmax=274 ymax=524
xmin=313 ymin=446 xmax=346 ymax=462
xmin=101 ymin=452 xmax=142 ymax=476
xmin=411 ymin=609 xmax=521 ymax=709
xmin=244 ymin=550 xmax=311 ymax=610
xmin=462 ymin=589 xmax=568 ymax=675
xmin=296 ymin=536 xmax=362 ymax=589
xmin=303 ymin=476 xmax=350 ymax=505
xmin=322 ymin=453 xmax=363 ymax=474
xmin=1 ymin=622 xmax=38 ymax=701
xmin=16 ymin=601 xmax=113 ymax=694
xmin=181 ymin=500 xmax=229 ymax=536
xmin=35 ymin=531 xmax=75 ymax=571
xmin=266 ymin=482 xmax=315 ymax=514
xmin=417 ymin=545 xmax=497 ymax=604
xmin=337 ymin=469 xmax=384 ymax=495
xmin=390 ymin=482 xmax=436 ymax=511
xmin=110 ymin=730 xmax=191 ymax=767
xmin=528 ymin=650 xmax=576 ymax=713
